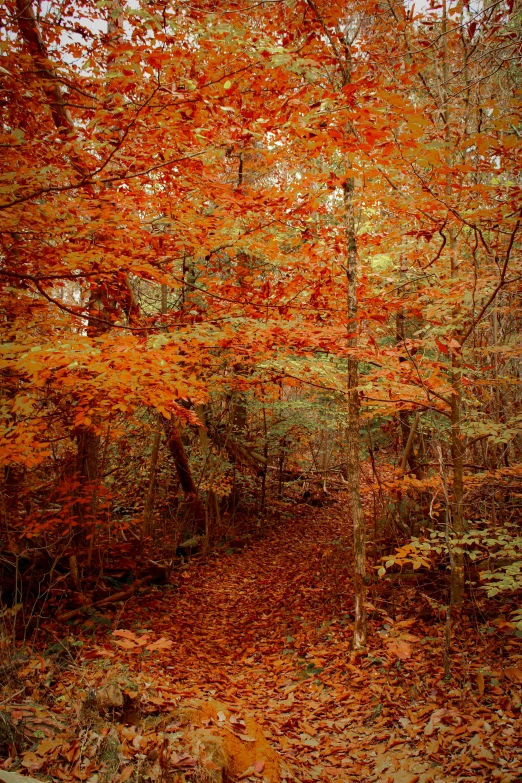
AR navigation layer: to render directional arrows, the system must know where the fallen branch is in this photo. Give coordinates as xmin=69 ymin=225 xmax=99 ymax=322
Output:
xmin=213 ymin=432 xmax=267 ymax=475
xmin=56 ymin=577 xmax=150 ymax=622
xmin=0 ymin=772 xmax=43 ymax=783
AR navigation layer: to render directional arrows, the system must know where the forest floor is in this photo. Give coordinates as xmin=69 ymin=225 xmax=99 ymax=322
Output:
xmin=1 ymin=493 xmax=522 ymax=783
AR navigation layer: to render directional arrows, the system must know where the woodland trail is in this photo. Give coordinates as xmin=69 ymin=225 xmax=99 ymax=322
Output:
xmin=111 ymin=496 xmax=502 ymax=783
xmin=122 ymin=496 xmax=380 ymax=782
xmin=4 ymin=497 xmax=521 ymax=783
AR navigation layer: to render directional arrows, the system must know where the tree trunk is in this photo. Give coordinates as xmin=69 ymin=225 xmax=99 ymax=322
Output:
xmin=396 ymin=269 xmax=419 ymax=476
xmin=142 ymin=417 xmax=162 ymax=539
xmin=399 ymin=412 xmax=421 ymax=475
xmin=196 ymin=404 xmax=220 ymax=547
xmin=164 ymin=420 xmax=205 ymax=532
xmin=450 ymin=342 xmax=465 ymax=603
xmin=16 ymin=1 xmax=99 ymax=552
xmin=441 ymin=0 xmax=465 ymax=605
xmin=15 ymin=0 xmax=74 ymax=132
xmin=344 ymin=176 xmax=366 ymax=651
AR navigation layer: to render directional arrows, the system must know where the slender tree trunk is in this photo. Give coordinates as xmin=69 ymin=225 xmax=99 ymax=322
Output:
xmin=161 ymin=283 xmax=168 ymax=315
xmin=442 ymin=0 xmax=465 ymax=604
xmin=278 ymin=437 xmax=287 ymax=500
xmin=447 ymin=266 xmax=465 ymax=598
xmin=344 ymin=176 xmax=366 ymax=650
xmin=233 ymin=394 xmax=248 ymax=435
xmin=164 ymin=420 xmax=205 ymax=532
xmin=142 ymin=281 xmax=170 ymax=539
xmin=400 ymin=413 xmax=421 ymax=475
xmin=449 ymin=360 xmax=465 ymax=603
xmin=396 ymin=261 xmax=419 ymax=476
xmin=261 ymin=404 xmax=268 ymax=512
xmin=196 ymin=404 xmax=220 ymax=548
xmin=490 ymin=308 xmax=505 ymax=524
xmin=142 ymin=417 xmax=162 ymax=539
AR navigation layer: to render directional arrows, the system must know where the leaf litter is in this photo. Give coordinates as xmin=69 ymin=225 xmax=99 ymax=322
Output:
xmin=1 ymin=494 xmax=521 ymax=782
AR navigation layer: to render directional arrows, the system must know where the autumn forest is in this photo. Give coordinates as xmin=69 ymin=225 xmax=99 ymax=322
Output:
xmin=1 ymin=0 xmax=522 ymax=780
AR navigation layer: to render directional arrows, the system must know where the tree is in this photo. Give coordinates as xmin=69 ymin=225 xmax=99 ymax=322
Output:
xmin=1 ymin=0 xmax=521 ymax=649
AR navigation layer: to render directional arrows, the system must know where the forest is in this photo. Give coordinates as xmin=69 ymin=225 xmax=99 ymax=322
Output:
xmin=1 ymin=0 xmax=521 ymax=780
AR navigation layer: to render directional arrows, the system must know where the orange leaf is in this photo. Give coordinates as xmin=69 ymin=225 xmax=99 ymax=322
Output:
xmin=21 ymin=752 xmax=44 ymax=771
xmin=119 ymin=765 xmax=134 ymax=782
xmin=113 ymin=629 xmax=139 ymax=641
xmin=386 ymin=639 xmax=412 ymax=659
xmin=37 ymin=738 xmax=62 ymax=756
xmin=115 ymin=638 xmax=138 ymax=650
xmin=146 ymin=637 xmax=173 ymax=652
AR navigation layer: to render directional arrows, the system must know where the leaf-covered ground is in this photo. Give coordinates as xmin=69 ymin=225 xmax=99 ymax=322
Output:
xmin=2 ymin=496 xmax=522 ymax=782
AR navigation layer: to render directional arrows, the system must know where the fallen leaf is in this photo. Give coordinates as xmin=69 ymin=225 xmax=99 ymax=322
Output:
xmin=172 ymin=755 xmax=197 ymax=769
xmin=113 ymin=629 xmax=139 ymax=641
xmin=386 ymin=639 xmax=412 ymax=659
xmin=21 ymin=753 xmax=43 ymax=771
xmin=114 ymin=639 xmax=138 ymax=650
xmin=146 ymin=637 xmax=173 ymax=652
xmin=119 ymin=766 xmax=134 ymax=782
xmin=36 ymin=738 xmax=62 ymax=756
xmin=505 ymin=666 xmax=522 ymax=683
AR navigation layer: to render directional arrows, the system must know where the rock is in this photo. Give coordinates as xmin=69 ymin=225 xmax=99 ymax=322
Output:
xmin=96 ymin=682 xmax=124 ymax=709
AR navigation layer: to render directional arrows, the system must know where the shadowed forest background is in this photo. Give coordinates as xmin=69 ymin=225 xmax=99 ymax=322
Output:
xmin=1 ymin=0 xmax=522 ymax=780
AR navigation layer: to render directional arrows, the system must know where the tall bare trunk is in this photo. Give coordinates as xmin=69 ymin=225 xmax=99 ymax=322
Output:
xmin=142 ymin=283 xmax=169 ymax=539
xmin=442 ymin=0 xmax=465 ymax=604
xmin=449 ymin=349 xmax=465 ymax=603
xmin=344 ymin=176 xmax=366 ymax=650
xmin=396 ymin=259 xmax=419 ymax=476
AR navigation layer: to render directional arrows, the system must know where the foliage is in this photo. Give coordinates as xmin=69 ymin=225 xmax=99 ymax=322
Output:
xmin=1 ymin=0 xmax=522 ymax=776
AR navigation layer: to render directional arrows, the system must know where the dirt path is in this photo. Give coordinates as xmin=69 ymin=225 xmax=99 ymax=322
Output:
xmin=124 ymin=499 xmax=370 ymax=781
xmin=115 ymin=500 xmax=465 ymax=783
